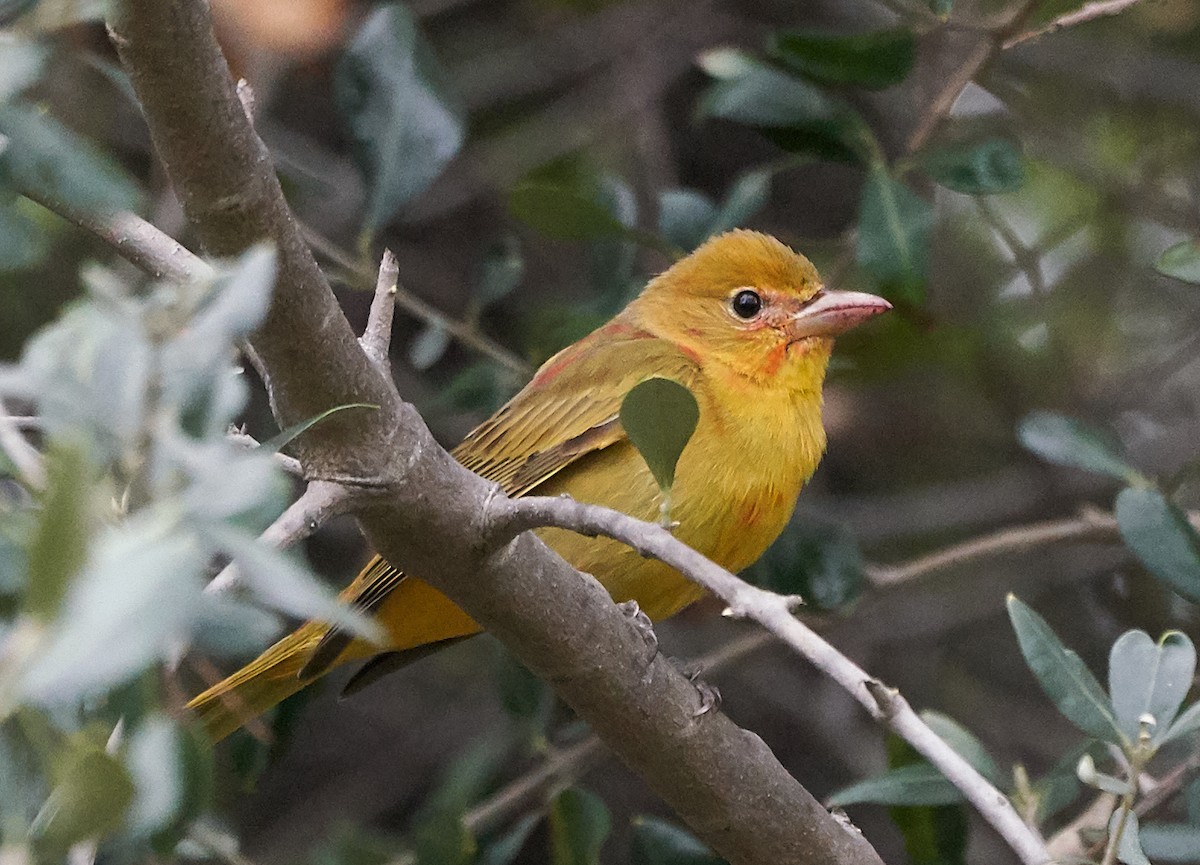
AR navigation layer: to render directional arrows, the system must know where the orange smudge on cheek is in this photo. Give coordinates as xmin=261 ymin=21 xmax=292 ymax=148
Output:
xmin=761 ymin=342 xmax=788 ymax=376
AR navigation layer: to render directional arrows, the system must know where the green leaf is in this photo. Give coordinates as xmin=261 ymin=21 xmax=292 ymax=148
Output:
xmin=920 ymin=139 xmax=1026 ymax=194
xmin=474 ymin=236 xmax=524 ymax=308
xmin=1017 ymin=412 xmax=1142 ymax=483
xmin=1162 ymin=700 xmax=1200 ymax=745
xmin=889 ymin=800 xmax=967 ymax=865
xmin=549 ymin=788 xmax=611 ymax=865
xmin=495 ymin=648 xmax=549 ymax=722
xmin=620 ymin=378 xmax=700 ymax=494
xmin=1140 ymin=823 xmax=1200 ymax=862
xmin=0 ymin=36 xmax=47 ymax=101
xmin=1110 ymin=810 xmax=1151 ymax=865
xmin=1006 ymin=595 xmax=1123 ymax=743
xmin=1156 ymin=240 xmax=1200 ymax=285
xmin=1108 ymin=630 xmax=1195 ymax=745
xmin=746 ymin=519 xmax=863 ymax=610
xmin=258 ymin=402 xmax=379 ymax=455
xmin=698 ymin=60 xmax=873 ymax=164
xmin=0 ymin=192 xmax=52 ymax=271
xmin=658 ymin=189 xmax=718 ymax=253
xmin=25 ymin=441 xmax=90 ymax=619
xmin=412 ymin=739 xmax=507 ymax=865
xmin=828 ymin=763 xmax=962 ymax=807
xmin=125 ymin=714 xmax=211 ymax=844
xmin=409 ymin=324 xmax=450 ymax=371
xmin=33 ymin=746 xmax=134 ymax=849
xmin=1115 ymin=487 xmax=1200 ymax=604
xmin=508 ymin=181 xmax=630 ymax=242
xmin=0 ymin=100 xmax=141 ymax=214
xmin=23 ymin=516 xmax=206 ymax=704
xmin=202 ymin=524 xmax=381 ymax=643
xmin=856 ymin=165 xmax=932 ymax=303
xmin=630 ymin=816 xmax=727 ymax=865
xmin=334 ymin=2 xmax=464 ymax=236
xmin=1030 ymin=741 xmax=1096 ymax=824
xmin=769 ymin=27 xmax=916 ymax=90
xmin=919 ymin=711 xmax=1004 ymax=787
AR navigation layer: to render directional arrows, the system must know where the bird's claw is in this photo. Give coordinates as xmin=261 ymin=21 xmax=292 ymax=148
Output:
xmin=617 ymin=599 xmax=659 ymax=660
xmin=692 ymin=679 xmax=721 ymax=717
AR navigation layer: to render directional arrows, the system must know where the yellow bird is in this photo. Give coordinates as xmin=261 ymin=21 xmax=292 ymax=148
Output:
xmin=190 ymin=230 xmax=890 ymax=740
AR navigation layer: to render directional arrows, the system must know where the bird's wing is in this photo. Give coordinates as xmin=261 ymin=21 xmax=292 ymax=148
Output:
xmin=300 ymin=325 xmax=701 ymax=679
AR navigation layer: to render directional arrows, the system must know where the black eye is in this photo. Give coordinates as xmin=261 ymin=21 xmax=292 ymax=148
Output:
xmin=731 ymin=289 xmax=763 ymax=319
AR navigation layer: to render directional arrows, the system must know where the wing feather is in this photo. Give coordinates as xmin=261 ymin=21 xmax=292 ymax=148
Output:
xmin=301 ymin=325 xmax=701 ymax=678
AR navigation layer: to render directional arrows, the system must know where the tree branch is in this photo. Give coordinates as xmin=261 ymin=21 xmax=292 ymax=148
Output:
xmin=1002 ymin=0 xmax=1146 ymax=49
xmin=302 ymin=225 xmax=532 ymax=377
xmin=494 ymin=495 xmax=1051 ymax=865
xmin=17 ymin=186 xmax=211 ymax=283
xmin=111 ymin=5 xmax=881 ymax=862
xmin=360 ymin=251 xmax=399 ymax=372
xmin=866 ymin=507 xmax=1200 ymax=586
xmin=109 ymin=0 xmax=403 ymax=481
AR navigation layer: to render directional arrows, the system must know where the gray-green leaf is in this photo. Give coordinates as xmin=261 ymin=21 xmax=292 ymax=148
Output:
xmin=921 ymin=139 xmax=1026 ymax=194
xmin=856 ymin=165 xmax=932 ymax=303
xmin=1115 ymin=487 xmax=1200 ymax=604
xmin=25 ymin=441 xmax=91 ymax=620
xmin=827 ymin=763 xmax=962 ymax=807
xmin=1007 ymin=595 xmax=1123 ymax=743
xmin=768 ymin=27 xmax=916 ymax=90
xmin=1017 ymin=412 xmax=1142 ymax=483
xmin=1157 ymin=240 xmax=1200 ymax=285
xmin=334 ymin=3 xmax=464 ymax=236
xmin=630 ymin=816 xmax=727 ymax=865
xmin=1110 ymin=810 xmax=1151 ymax=865
xmin=549 ymin=787 xmax=611 ymax=865
xmin=1108 ymin=629 xmax=1195 ymax=745
xmin=620 ymin=378 xmax=700 ymax=493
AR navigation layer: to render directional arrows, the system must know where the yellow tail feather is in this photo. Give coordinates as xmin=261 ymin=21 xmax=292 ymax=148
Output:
xmin=188 ymin=621 xmax=327 ymax=743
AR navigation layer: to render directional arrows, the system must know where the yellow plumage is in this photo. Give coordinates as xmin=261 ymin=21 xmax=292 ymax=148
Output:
xmin=189 ymin=230 xmax=887 ymax=740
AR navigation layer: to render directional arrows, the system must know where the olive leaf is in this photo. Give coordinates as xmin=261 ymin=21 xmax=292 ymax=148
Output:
xmin=620 ymin=378 xmax=699 ymax=507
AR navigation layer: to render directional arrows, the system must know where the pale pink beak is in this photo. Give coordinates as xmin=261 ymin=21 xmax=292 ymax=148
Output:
xmin=788 ymin=289 xmax=892 ymax=340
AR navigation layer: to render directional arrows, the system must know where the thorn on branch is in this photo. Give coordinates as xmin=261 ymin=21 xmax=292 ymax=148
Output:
xmin=236 ymin=78 xmax=256 ymax=122
xmin=692 ymin=680 xmax=722 ymax=717
xmin=360 ymin=249 xmax=399 ymax=371
xmin=617 ymin=599 xmax=659 ymax=659
xmin=864 ymin=678 xmax=900 ymax=719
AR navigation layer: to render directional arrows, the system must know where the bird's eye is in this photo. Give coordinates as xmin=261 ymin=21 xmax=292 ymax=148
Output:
xmin=731 ymin=289 xmax=763 ymax=319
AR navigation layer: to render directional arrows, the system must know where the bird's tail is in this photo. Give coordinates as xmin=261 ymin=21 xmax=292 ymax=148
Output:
xmin=187 ymin=620 xmax=328 ymax=743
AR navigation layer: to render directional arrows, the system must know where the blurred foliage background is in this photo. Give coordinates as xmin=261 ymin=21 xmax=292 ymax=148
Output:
xmin=2 ymin=0 xmax=1200 ymax=863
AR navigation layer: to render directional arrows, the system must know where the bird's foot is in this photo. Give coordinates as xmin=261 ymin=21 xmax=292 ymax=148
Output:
xmin=617 ymin=599 xmax=659 ymax=666
xmin=666 ymin=657 xmax=722 ymax=717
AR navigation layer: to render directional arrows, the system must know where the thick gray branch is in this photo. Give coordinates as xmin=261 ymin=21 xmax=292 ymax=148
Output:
xmin=108 ymin=1 xmax=402 ymax=480
xmin=109 ymin=3 xmax=888 ymax=861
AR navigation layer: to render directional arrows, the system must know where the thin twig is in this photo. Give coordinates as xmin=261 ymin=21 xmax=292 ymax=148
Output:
xmin=0 ymin=398 xmax=45 ymax=489
xmin=18 ymin=186 xmax=211 ymax=283
xmin=493 ymin=494 xmax=1051 ymax=865
xmin=864 ymin=509 xmax=1127 ymax=586
xmin=302 ymin=225 xmax=531 ymax=377
xmin=906 ymin=0 xmax=1040 ymax=155
xmin=360 ymin=250 xmax=399 ymax=371
xmin=465 ymin=737 xmax=603 ymax=837
xmin=1003 ymin=0 xmax=1146 ymax=49
xmin=227 ymin=430 xmax=304 ymax=477
xmin=205 ymin=481 xmax=351 ymax=594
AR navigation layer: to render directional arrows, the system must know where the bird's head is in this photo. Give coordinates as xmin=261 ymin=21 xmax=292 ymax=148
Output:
xmin=632 ymin=230 xmax=891 ymax=385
